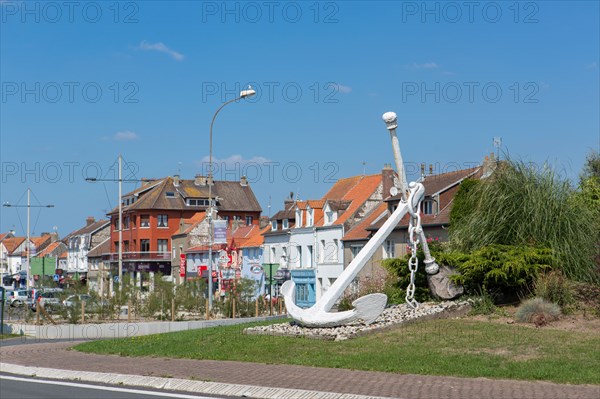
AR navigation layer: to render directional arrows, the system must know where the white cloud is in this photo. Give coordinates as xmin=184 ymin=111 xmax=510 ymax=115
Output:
xmin=585 ymin=62 xmax=598 ymax=69
xmin=198 ymin=154 xmax=271 ymax=166
xmin=114 ymin=130 xmax=139 ymax=141
xmin=138 ymin=41 xmax=185 ymax=61
xmin=409 ymin=62 xmax=440 ymax=69
xmin=333 ymin=83 xmax=352 ymax=94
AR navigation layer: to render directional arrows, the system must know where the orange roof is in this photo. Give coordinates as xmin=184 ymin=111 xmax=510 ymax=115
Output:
xmin=342 ymin=202 xmax=389 ymax=241
xmin=1 ymin=237 xmax=26 ymax=254
xmin=322 ymin=175 xmax=364 ymax=200
xmin=239 ymin=225 xmax=270 ymax=248
xmin=331 ymin=174 xmax=382 ymax=225
xmin=30 ymin=235 xmax=52 ymax=248
xmin=35 ymin=241 xmax=65 ymax=257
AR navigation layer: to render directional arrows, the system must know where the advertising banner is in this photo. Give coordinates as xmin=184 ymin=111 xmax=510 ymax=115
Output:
xmin=213 ymin=220 xmax=227 ymax=244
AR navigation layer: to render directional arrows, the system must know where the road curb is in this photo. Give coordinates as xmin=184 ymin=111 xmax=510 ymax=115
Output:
xmin=0 ymin=363 xmax=392 ymax=399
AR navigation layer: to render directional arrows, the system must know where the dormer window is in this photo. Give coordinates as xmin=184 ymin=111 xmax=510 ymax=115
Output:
xmin=165 ymin=192 xmax=176 ymax=198
xmin=282 ymin=219 xmax=289 ymax=229
xmin=422 ymin=200 xmax=434 ymax=215
xmin=187 ymin=198 xmax=210 ymax=206
xmin=271 ymin=220 xmax=277 ymax=231
xmin=306 ymin=207 xmax=313 ymax=227
xmin=326 ymin=211 xmax=333 ymax=225
xmin=295 ymin=209 xmax=303 ymax=228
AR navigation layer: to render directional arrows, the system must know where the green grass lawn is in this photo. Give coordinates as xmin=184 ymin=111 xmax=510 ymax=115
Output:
xmin=74 ymin=318 xmax=600 ymax=385
xmin=0 ymin=333 xmax=20 ymax=340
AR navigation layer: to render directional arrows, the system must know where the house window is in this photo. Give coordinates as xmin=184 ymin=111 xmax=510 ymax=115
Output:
xmin=140 ymin=215 xmax=150 ymax=228
xmin=307 ymin=245 xmax=313 ymax=267
xmin=270 ymin=246 xmax=276 ymax=263
xmin=295 ymin=209 xmax=302 ymax=228
xmin=113 ymin=218 xmax=119 ymax=231
xmin=422 ymin=200 xmax=434 ymax=215
xmin=296 ymin=245 xmax=302 ymax=267
xmin=140 ymin=239 xmax=150 ymax=252
xmin=223 ymin=215 xmax=230 ymax=226
xmin=384 ymin=239 xmax=395 ymax=259
xmin=157 ymin=239 xmax=168 ymax=253
xmin=123 ymin=216 xmax=130 ymax=230
xmin=306 ymin=208 xmax=313 ymax=227
xmin=246 ymin=216 xmax=253 ymax=226
xmin=351 ymin=245 xmax=364 ymax=259
xmin=131 ymin=215 xmax=136 ymax=228
xmin=123 ymin=241 xmax=130 ymax=252
xmin=114 ymin=241 xmax=119 ymax=252
xmin=271 ymin=220 xmax=277 ymax=231
xmin=320 ymin=239 xmax=325 ymax=262
xmin=332 ymin=239 xmax=339 ymax=262
xmin=165 ymin=192 xmax=175 ymax=198
xmin=187 ymin=198 xmax=210 ymax=206
xmin=157 ymin=214 xmax=168 ymax=228
xmin=326 ymin=211 xmax=333 ymax=225
xmin=282 ymin=219 xmax=289 ymax=229
xmin=296 ymin=283 xmax=309 ymax=303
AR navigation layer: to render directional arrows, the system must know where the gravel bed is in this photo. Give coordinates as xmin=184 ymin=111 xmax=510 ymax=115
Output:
xmin=244 ymin=300 xmax=472 ymax=341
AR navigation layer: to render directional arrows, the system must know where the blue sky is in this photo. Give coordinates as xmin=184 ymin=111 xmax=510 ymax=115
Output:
xmin=1 ymin=0 xmax=598 ymax=236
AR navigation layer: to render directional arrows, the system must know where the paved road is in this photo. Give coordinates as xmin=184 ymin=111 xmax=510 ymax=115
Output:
xmin=1 ymin=340 xmax=599 ymax=399
xmin=0 ymin=374 xmax=234 ymax=399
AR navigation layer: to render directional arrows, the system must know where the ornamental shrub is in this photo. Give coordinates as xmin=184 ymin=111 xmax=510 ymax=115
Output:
xmin=515 ymin=297 xmax=561 ymax=324
xmin=442 ymin=244 xmax=555 ymax=296
xmin=449 ymin=159 xmax=598 ymax=283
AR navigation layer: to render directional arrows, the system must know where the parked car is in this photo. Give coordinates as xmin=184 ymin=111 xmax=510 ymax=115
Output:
xmin=62 ymin=294 xmax=92 ymax=307
xmin=29 ymin=288 xmax=64 ymax=312
xmin=4 ymin=289 xmax=30 ymax=307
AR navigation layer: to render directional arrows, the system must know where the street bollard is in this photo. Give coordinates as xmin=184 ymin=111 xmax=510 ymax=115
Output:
xmin=1 ymin=289 xmax=5 ymax=335
xmin=171 ymin=298 xmax=175 ymax=322
xmin=81 ymin=301 xmax=85 ymax=324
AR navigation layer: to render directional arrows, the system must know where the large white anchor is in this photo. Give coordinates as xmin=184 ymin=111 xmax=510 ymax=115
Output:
xmin=281 ymin=112 xmax=440 ymax=327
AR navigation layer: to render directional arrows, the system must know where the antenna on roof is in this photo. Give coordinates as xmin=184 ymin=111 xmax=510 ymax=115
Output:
xmin=177 ymin=161 xmax=182 ymax=175
xmin=493 ymin=137 xmax=502 ymax=162
xmin=362 ymin=161 xmax=366 ymax=175
xmin=268 ymin=195 xmax=272 ymax=218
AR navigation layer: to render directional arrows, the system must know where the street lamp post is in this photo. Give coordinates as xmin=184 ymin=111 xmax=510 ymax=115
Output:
xmin=3 ymin=188 xmax=54 ymax=289
xmin=85 ymin=155 xmax=144 ymax=295
xmin=207 ymin=86 xmax=256 ymax=311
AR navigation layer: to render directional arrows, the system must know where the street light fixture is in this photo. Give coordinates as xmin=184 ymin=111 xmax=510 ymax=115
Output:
xmin=3 ymin=188 xmax=54 ymax=289
xmin=207 ymin=86 xmax=256 ymax=311
xmin=85 ymin=155 xmax=146 ymax=296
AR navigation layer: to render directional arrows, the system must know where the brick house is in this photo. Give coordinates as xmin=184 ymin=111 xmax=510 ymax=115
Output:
xmin=105 ymin=175 xmax=261 ymax=286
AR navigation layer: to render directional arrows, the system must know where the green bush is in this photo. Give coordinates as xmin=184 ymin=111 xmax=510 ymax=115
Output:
xmin=534 ymin=270 xmax=574 ymax=312
xmin=382 ymin=240 xmax=446 ymax=303
xmin=449 ymin=159 xmax=599 ymax=283
xmin=515 ymin=297 xmax=561 ymax=324
xmin=441 ymin=244 xmax=555 ymax=297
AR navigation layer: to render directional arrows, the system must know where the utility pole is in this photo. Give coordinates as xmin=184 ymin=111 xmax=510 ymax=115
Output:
xmin=3 ymin=188 xmax=54 ymax=289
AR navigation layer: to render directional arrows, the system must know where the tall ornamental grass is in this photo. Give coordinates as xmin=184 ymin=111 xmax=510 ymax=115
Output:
xmin=450 ymin=160 xmax=598 ymax=283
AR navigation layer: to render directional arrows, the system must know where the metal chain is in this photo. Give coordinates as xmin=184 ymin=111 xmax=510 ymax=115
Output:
xmin=406 ymin=212 xmax=421 ymax=309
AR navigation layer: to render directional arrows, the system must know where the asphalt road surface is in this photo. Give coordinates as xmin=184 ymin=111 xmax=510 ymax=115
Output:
xmin=0 ymin=374 xmax=235 ymax=399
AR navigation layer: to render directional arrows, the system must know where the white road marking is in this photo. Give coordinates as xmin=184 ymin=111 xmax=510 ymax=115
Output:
xmin=0 ymin=374 xmax=222 ymax=399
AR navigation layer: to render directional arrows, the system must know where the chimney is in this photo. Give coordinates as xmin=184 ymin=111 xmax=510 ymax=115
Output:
xmin=173 ymin=175 xmax=180 ymax=187
xmin=240 ymin=176 xmax=248 ymax=186
xmin=207 ymin=176 xmax=214 ymax=186
xmin=420 ymin=163 xmax=425 ymax=179
xmin=429 ymin=164 xmax=434 ymax=175
xmin=259 ymin=216 xmax=270 ymax=229
xmin=382 ymin=164 xmax=395 ymax=198
xmin=482 ymin=154 xmax=497 ymax=178
xmin=86 ymin=216 xmax=95 ymax=226
xmin=194 ymin=174 xmax=207 ymax=186
xmin=284 ymin=192 xmax=294 ymax=210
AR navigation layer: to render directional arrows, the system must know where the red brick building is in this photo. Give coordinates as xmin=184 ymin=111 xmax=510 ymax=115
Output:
xmin=105 ymin=175 xmax=262 ymax=280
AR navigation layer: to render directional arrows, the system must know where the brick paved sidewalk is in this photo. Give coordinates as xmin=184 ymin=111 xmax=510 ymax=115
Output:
xmin=1 ymin=341 xmax=598 ymax=399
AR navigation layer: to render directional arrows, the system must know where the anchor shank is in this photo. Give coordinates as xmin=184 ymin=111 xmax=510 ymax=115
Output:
xmin=316 ymin=196 xmax=412 ymax=312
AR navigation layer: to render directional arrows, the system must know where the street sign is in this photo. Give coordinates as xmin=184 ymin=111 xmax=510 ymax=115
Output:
xmin=114 ymin=276 xmax=119 ymax=283
xmin=179 ymin=254 xmax=186 ymax=277
xmin=213 ymin=220 xmax=227 ymax=244
xmin=53 ymin=274 xmax=59 ymax=282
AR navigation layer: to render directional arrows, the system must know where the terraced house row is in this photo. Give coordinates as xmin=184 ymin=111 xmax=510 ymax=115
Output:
xmin=2 ymin=156 xmax=496 ymax=305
